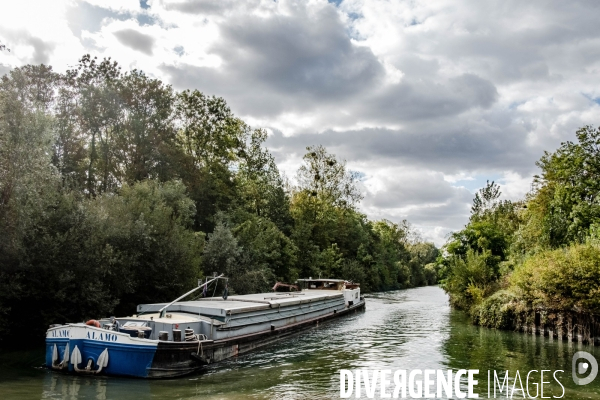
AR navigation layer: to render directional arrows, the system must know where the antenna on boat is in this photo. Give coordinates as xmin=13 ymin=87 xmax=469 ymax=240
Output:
xmin=158 ymin=274 xmax=225 ymax=318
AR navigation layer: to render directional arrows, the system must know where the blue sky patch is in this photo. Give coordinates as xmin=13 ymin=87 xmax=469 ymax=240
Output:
xmin=450 ymin=174 xmax=503 ymax=194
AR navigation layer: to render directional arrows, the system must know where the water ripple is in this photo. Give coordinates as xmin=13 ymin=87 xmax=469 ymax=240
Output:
xmin=3 ymin=286 xmax=599 ymax=399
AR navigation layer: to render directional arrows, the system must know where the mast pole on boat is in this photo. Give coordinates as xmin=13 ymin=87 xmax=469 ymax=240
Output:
xmin=158 ymin=274 xmax=224 ymax=318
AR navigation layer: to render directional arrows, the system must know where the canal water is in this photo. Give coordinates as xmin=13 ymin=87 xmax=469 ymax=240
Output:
xmin=1 ymin=285 xmax=599 ymax=399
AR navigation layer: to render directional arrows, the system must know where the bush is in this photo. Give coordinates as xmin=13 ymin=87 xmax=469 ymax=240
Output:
xmin=472 ymin=290 xmax=521 ymax=329
xmin=510 ymin=243 xmax=600 ymax=313
xmin=442 ymin=249 xmax=498 ymax=311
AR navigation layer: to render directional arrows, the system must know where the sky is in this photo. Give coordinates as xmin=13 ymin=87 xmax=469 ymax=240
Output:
xmin=1 ymin=0 xmax=599 ymax=246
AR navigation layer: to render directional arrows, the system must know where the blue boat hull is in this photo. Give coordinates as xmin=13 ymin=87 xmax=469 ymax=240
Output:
xmin=46 ymin=325 xmax=163 ymax=378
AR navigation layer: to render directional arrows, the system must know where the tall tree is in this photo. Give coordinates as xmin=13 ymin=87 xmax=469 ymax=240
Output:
xmin=0 ymin=65 xmax=60 ymax=338
xmin=175 ymin=90 xmax=250 ymax=230
xmin=0 ymin=64 xmax=59 ymax=265
xmin=531 ymin=125 xmax=600 ymax=246
xmin=296 ymin=145 xmax=363 ymax=209
xmin=67 ymin=55 xmax=124 ymax=196
xmin=116 ymin=70 xmax=177 ymax=183
xmin=471 ymin=180 xmax=501 ymax=218
xmin=236 ymin=128 xmax=292 ymax=233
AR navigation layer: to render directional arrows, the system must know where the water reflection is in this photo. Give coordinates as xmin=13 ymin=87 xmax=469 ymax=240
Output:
xmin=1 ymin=286 xmax=599 ymax=399
xmin=442 ymin=310 xmax=600 ymax=399
xmin=39 ymin=372 xmax=152 ymax=399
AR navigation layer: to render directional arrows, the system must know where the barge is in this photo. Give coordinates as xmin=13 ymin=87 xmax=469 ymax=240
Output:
xmin=45 ymin=277 xmax=365 ymax=378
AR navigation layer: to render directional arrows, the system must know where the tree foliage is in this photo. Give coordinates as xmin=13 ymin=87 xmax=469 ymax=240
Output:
xmin=297 ymin=145 xmax=363 ymax=209
xmin=0 ymin=57 xmax=438 ymax=345
xmin=442 ymin=125 xmax=600 ymax=326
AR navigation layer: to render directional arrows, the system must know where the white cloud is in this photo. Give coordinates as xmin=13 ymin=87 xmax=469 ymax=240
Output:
xmin=2 ymin=0 xmax=600 ymax=246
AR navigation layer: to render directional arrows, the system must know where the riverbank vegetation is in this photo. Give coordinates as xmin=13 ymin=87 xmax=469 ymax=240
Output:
xmin=441 ymin=125 xmax=600 ymax=330
xmin=0 ymin=57 xmax=438 ymax=345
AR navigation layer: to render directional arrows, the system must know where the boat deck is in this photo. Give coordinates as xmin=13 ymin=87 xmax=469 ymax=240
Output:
xmin=137 ymin=290 xmax=344 ymax=317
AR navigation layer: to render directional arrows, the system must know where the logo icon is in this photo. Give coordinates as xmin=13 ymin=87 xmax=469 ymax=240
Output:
xmin=572 ymin=351 xmax=598 ymax=385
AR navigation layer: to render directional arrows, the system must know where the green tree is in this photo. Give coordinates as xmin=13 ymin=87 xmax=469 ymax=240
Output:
xmin=530 ymin=125 xmax=600 ymax=247
xmin=1 ymin=180 xmax=203 ymax=343
xmin=67 ymin=55 xmax=124 ymax=195
xmin=203 ymin=219 xmax=241 ymax=278
xmin=98 ymin=180 xmax=203 ymax=314
xmin=0 ymin=64 xmax=59 ymax=271
xmin=471 ymin=180 xmax=501 ymax=217
xmin=174 ymin=89 xmax=249 ymax=231
xmin=115 ymin=70 xmax=178 ymax=184
xmin=443 ymin=249 xmax=499 ymax=310
xmin=370 ymin=220 xmax=411 ymax=289
xmin=442 ymin=182 xmax=520 ymax=310
xmin=296 ymin=145 xmax=363 ymax=209
xmin=233 ymin=215 xmax=297 ymax=283
xmin=236 ymin=128 xmax=293 ymax=234
xmin=0 ymin=57 xmax=443 ymax=344
xmin=407 ymin=242 xmax=439 ymax=286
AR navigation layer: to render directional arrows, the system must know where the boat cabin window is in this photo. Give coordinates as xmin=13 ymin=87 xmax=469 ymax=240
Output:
xmin=301 ymin=280 xmax=344 ymax=290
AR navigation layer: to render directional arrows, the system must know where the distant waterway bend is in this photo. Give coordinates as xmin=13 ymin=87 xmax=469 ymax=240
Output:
xmin=0 ymin=285 xmax=599 ymax=399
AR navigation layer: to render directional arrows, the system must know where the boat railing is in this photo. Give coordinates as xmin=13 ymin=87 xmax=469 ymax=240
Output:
xmin=158 ymin=274 xmax=225 ymax=318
